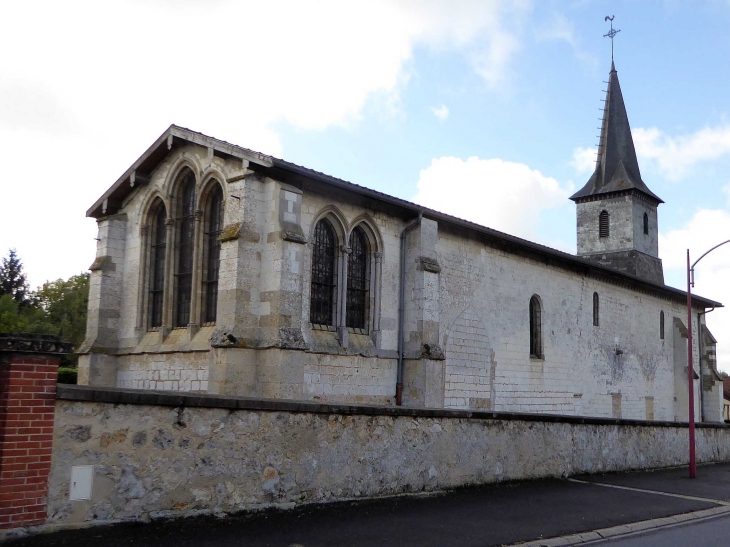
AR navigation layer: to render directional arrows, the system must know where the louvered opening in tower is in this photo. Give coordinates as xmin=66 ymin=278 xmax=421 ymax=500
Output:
xmin=599 ymin=210 xmax=610 ymax=238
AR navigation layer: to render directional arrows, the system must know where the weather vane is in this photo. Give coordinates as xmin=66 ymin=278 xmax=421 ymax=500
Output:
xmin=604 ymin=15 xmax=620 ymax=61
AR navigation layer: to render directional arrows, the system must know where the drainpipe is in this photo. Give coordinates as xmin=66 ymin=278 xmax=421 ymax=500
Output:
xmin=397 ymin=212 xmax=422 ymax=406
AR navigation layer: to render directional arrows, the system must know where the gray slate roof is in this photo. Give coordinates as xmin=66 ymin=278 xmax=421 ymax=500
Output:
xmin=86 ymin=125 xmax=721 ymax=309
xmin=570 ymin=62 xmax=663 ymax=203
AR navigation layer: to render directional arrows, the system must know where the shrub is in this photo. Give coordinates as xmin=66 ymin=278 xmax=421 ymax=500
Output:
xmin=57 ymin=367 xmax=78 ymax=384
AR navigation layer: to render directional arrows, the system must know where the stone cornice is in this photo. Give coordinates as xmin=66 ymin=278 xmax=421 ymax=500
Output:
xmin=0 ymin=333 xmax=73 ymax=355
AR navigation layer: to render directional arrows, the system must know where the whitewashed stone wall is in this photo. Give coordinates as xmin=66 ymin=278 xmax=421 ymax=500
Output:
xmin=436 ymin=227 xmax=696 ymax=420
xmin=444 ymin=309 xmax=494 ymax=409
xmin=302 ymin=353 xmax=395 ymax=404
xmin=46 ymin=395 xmax=730 ymax=529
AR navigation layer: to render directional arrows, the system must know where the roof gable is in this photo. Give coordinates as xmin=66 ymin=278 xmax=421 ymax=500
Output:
xmin=86 ymin=125 xmax=273 ymax=218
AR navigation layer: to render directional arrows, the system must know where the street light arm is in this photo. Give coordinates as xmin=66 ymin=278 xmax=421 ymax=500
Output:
xmin=691 ymin=239 xmax=730 ymax=270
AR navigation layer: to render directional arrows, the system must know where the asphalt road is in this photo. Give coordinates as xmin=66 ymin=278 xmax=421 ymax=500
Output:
xmin=590 ymin=513 xmax=730 ymax=546
xmin=8 ymin=464 xmax=730 ymax=546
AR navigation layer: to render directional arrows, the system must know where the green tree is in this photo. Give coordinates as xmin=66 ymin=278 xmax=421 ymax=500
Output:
xmin=35 ymin=273 xmax=90 ymax=351
xmin=0 ymin=294 xmax=55 ymax=334
xmin=0 ymin=268 xmax=90 ymax=368
xmin=0 ymin=249 xmax=31 ymax=307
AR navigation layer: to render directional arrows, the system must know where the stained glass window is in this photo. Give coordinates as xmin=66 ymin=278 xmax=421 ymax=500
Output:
xmin=175 ymin=170 xmax=196 ymax=327
xmin=310 ymin=219 xmax=337 ymax=326
xmin=346 ymin=227 xmax=369 ymax=330
xmin=149 ymin=205 xmax=166 ymax=328
xmin=204 ymin=184 xmax=223 ymax=323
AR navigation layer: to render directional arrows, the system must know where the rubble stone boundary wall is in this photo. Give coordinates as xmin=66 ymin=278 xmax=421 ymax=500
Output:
xmin=41 ymin=385 xmax=730 ymax=529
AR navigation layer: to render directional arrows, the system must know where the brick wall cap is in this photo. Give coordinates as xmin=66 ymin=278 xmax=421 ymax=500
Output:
xmin=0 ymin=333 xmax=73 ymax=355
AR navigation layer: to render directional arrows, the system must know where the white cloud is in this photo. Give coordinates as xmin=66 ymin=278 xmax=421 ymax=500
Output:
xmin=0 ymin=0 xmax=530 ymax=287
xmin=660 ymin=209 xmax=730 ymax=372
xmin=634 ymin=125 xmax=730 ymax=181
xmin=413 ymin=156 xmax=573 ymax=241
xmin=431 ymin=104 xmax=450 ymax=122
xmin=570 ymin=146 xmax=597 ymax=175
xmin=723 ymin=183 xmax=730 ymax=206
xmin=573 ymin=126 xmax=730 ymax=183
xmin=533 ymin=13 xmax=598 ymax=69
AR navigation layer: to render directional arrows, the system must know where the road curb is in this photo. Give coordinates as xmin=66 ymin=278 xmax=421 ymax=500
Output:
xmin=512 ymin=505 xmax=730 ymax=546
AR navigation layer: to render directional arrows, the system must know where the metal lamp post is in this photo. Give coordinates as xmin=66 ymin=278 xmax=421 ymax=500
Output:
xmin=686 ymin=239 xmax=730 ymax=479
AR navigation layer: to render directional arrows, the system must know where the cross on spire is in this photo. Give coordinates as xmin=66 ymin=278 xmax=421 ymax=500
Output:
xmin=604 ymin=15 xmax=620 ymax=61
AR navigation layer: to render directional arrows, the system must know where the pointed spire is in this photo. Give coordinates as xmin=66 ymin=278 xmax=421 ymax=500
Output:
xmin=570 ymin=62 xmax=663 ymax=203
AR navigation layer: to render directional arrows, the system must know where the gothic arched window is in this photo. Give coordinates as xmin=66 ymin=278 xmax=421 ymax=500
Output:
xmin=643 ymin=212 xmax=649 ymax=235
xmin=593 ymin=292 xmax=599 ymax=327
xmin=203 ymin=183 xmax=223 ymax=323
xmin=346 ymin=226 xmax=370 ymax=330
xmin=149 ymin=204 xmax=167 ymax=328
xmin=529 ymin=295 xmax=542 ymax=358
xmin=175 ymin=169 xmax=197 ymax=327
xmin=599 ymin=210 xmax=610 ymax=238
xmin=310 ymin=218 xmax=338 ymax=326
xmin=660 ymin=311 xmax=665 ymax=340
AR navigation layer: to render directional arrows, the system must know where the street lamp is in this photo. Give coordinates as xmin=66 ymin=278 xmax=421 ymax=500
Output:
xmin=686 ymin=239 xmax=730 ymax=479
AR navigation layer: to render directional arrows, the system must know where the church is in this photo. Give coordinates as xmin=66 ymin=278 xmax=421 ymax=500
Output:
xmin=78 ymin=60 xmax=725 ymax=422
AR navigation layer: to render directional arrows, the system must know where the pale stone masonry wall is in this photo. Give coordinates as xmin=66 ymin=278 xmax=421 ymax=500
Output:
xmin=576 ymin=194 xmax=658 ymax=257
xmin=78 ymin=143 xmax=724 ymax=422
xmin=574 ymin=193 xmax=664 ymax=283
xmin=435 ymin=226 xmax=690 ymax=419
xmin=45 ymin=388 xmax=730 ymax=530
xmin=116 ymin=353 xmax=211 ymax=391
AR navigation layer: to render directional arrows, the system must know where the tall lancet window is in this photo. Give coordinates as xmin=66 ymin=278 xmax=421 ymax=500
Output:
xmin=593 ymin=292 xmax=600 ymax=327
xmin=149 ymin=205 xmax=167 ymax=328
xmin=643 ymin=212 xmax=649 ymax=235
xmin=175 ymin=170 xmax=197 ymax=327
xmin=529 ymin=295 xmax=542 ymax=358
xmin=203 ymin=183 xmax=223 ymax=323
xmin=599 ymin=210 xmax=610 ymax=238
xmin=310 ymin=219 xmax=337 ymax=326
xmin=346 ymin=226 xmax=370 ymax=330
xmin=660 ymin=311 xmax=665 ymax=340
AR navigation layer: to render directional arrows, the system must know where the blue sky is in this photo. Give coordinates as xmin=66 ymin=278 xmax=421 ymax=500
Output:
xmin=1 ymin=0 xmax=729 ymax=368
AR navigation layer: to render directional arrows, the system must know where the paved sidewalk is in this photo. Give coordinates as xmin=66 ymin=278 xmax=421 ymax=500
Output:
xmin=8 ymin=464 xmax=730 ymax=547
xmin=576 ymin=462 xmax=730 ymax=502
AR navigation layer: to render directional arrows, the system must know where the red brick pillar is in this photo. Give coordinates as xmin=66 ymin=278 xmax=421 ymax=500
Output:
xmin=0 ymin=334 xmax=71 ymax=530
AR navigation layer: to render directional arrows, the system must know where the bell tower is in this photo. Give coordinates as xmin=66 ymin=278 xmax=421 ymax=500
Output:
xmin=570 ymin=60 xmax=664 ymax=284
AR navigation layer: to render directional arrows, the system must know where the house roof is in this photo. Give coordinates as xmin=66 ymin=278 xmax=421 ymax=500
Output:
xmin=570 ymin=62 xmax=663 ymax=204
xmin=87 ymin=124 xmax=722 ymax=310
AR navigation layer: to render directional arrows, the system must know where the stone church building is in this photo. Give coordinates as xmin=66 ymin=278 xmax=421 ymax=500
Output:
xmin=79 ymin=62 xmax=725 ymax=422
